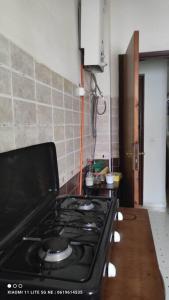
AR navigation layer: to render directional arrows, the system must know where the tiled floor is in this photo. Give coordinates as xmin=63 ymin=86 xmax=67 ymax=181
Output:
xmin=148 ymin=207 xmax=169 ymax=299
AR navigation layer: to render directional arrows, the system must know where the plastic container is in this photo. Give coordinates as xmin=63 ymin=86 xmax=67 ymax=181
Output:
xmin=106 ymin=173 xmax=113 ymax=184
xmin=85 ymin=172 xmax=94 ymax=186
xmin=113 ymin=172 xmax=122 ymax=182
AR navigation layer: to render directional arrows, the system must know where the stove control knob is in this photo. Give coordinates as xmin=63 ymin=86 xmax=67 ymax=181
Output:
xmin=114 ymin=231 xmax=120 ymax=243
xmin=117 ymin=211 xmax=123 ymax=221
xmin=107 ymin=263 xmax=116 ymax=278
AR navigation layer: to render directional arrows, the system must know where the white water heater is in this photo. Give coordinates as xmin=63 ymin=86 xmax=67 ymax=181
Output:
xmin=80 ymin=0 xmax=105 ymax=72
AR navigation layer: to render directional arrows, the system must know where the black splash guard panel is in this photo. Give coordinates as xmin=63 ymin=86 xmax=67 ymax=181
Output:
xmin=0 ymin=143 xmax=59 ymax=246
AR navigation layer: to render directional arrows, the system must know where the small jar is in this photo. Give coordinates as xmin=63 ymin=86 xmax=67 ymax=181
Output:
xmin=85 ymin=172 xmax=94 ymax=186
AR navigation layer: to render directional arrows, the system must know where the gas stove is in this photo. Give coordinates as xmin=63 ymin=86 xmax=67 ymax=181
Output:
xmin=0 ymin=143 xmax=118 ymax=299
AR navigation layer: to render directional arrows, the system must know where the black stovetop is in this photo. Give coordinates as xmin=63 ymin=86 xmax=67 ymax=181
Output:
xmin=0 ymin=143 xmax=118 ymax=300
xmin=0 ymin=196 xmax=112 ymax=283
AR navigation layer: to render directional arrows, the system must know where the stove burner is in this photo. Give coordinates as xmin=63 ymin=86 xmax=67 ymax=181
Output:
xmin=79 ymin=200 xmax=94 ymax=211
xmin=84 ymin=222 xmax=97 ymax=229
xmin=57 ymin=196 xmax=109 ymax=213
xmin=38 ymin=238 xmax=72 ymax=262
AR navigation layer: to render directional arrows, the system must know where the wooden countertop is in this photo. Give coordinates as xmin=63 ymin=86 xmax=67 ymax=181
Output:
xmin=102 ymin=208 xmax=165 ymax=300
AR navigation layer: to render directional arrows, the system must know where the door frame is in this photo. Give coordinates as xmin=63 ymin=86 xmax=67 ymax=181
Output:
xmin=139 ymin=74 xmax=145 ymax=205
xmin=140 ymin=50 xmax=169 ymax=60
xmin=119 ymin=49 xmax=169 ymax=206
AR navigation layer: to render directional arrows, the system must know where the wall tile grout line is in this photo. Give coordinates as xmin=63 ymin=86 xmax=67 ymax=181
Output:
xmin=9 ymin=40 xmax=16 ymax=149
xmin=0 ymin=33 xmax=92 ymax=186
xmin=34 ymin=57 xmax=38 ymax=144
xmin=51 ymin=85 xmax=55 ymax=144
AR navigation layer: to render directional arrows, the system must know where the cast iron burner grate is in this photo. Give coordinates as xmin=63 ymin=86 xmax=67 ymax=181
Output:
xmin=54 ymin=210 xmax=104 ymax=230
xmin=1 ymin=238 xmax=95 ymax=282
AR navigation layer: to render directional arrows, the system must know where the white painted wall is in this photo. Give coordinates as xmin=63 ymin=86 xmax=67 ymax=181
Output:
xmin=0 ymin=0 xmax=80 ymax=84
xmin=110 ymin=0 xmax=169 ymax=97
xmin=140 ymin=60 xmax=167 ymax=209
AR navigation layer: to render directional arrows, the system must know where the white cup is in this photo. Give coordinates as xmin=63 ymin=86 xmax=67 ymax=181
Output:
xmin=106 ymin=173 xmax=113 ymax=184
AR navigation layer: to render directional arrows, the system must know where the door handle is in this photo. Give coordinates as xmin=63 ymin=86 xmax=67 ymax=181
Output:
xmin=125 ymin=152 xmax=133 ymax=156
xmin=126 ymin=152 xmax=145 ymax=156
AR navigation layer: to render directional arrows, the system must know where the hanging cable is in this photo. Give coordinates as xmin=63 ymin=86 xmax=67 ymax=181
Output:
xmin=91 ymin=94 xmax=98 ymax=160
xmin=88 ymin=71 xmax=106 ymax=159
xmin=90 ymin=72 xmax=102 ymax=96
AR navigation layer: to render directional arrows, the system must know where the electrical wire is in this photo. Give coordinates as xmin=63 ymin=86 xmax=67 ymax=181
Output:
xmin=89 ymin=71 xmax=106 ymax=159
xmin=91 ymin=94 xmax=98 ymax=160
xmin=90 ymin=72 xmax=103 ymax=97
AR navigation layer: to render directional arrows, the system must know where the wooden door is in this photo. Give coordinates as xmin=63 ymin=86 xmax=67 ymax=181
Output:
xmin=119 ymin=31 xmax=139 ymax=207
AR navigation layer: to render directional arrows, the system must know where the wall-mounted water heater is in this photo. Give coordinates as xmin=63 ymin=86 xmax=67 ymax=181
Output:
xmin=80 ymin=0 xmax=106 ymax=72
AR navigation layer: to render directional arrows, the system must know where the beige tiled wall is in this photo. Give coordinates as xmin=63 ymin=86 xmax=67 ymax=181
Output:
xmin=0 ymin=33 xmax=92 ymax=186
